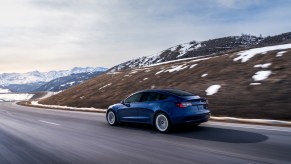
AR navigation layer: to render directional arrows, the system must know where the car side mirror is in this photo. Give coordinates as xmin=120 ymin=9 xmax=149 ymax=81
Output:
xmin=125 ymin=103 xmax=130 ymax=107
xmin=121 ymin=100 xmax=130 ymax=107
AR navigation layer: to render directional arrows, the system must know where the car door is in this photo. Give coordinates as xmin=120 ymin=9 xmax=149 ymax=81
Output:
xmin=138 ymin=92 xmax=168 ymax=124
xmin=117 ymin=92 xmax=143 ymax=122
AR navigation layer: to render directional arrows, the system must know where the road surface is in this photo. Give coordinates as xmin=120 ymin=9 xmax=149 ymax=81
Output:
xmin=0 ymin=102 xmax=290 ymax=164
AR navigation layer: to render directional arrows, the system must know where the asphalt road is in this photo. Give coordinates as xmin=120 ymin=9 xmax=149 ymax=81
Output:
xmin=0 ymin=102 xmax=290 ymax=164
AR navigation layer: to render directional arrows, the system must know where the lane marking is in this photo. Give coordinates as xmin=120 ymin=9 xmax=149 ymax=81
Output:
xmin=205 ymin=122 xmax=291 ymax=132
xmin=39 ymin=120 xmax=60 ymax=126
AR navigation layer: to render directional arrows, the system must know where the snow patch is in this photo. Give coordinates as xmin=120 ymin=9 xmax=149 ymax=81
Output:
xmin=143 ymin=78 xmax=148 ymax=80
xmin=201 ymin=74 xmax=208 ymax=77
xmin=250 ymin=83 xmax=261 ymax=85
xmin=254 ymin=63 xmax=272 ymax=68
xmin=99 ymin=83 xmax=112 ymax=90
xmin=166 ymin=65 xmax=188 ymax=72
xmin=129 ymin=71 xmax=138 ymax=74
xmin=0 ymin=88 xmax=10 ymax=93
xmin=155 ymin=70 xmax=165 ymax=75
xmin=190 ymin=56 xmax=216 ymax=63
xmin=170 ymin=46 xmax=178 ymax=51
xmin=145 ymin=55 xmax=215 ymax=68
xmin=276 ymin=51 xmax=287 ymax=57
xmin=177 ymin=43 xmax=193 ymax=58
xmin=38 ymin=92 xmax=61 ymax=100
xmin=234 ymin=43 xmax=291 ymax=62
xmin=144 ymin=69 xmax=151 ymax=72
xmin=155 ymin=64 xmax=190 ymax=75
xmin=189 ymin=64 xmax=198 ymax=69
xmin=205 ymin=85 xmax=221 ymax=95
xmin=107 ymin=72 xmax=120 ymax=75
xmin=252 ymin=70 xmax=272 ymax=81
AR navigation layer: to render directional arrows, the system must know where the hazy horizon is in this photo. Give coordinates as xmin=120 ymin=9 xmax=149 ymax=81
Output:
xmin=1 ymin=0 xmax=291 ymax=73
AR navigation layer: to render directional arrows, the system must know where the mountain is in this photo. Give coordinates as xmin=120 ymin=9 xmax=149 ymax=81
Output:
xmin=34 ymin=71 xmax=104 ymax=92
xmin=1 ymin=67 xmax=107 ymax=92
xmin=110 ymin=32 xmax=291 ymax=72
xmin=40 ymin=42 xmax=291 ymax=121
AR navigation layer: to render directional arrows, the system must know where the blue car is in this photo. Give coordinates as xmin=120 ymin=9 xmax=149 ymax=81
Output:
xmin=106 ymin=89 xmax=210 ymax=132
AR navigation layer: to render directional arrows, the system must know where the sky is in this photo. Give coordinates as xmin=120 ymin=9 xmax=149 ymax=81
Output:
xmin=0 ymin=0 xmax=290 ymax=73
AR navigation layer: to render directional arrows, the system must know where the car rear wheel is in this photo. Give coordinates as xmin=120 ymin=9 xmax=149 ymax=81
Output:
xmin=155 ymin=113 xmax=171 ymax=132
xmin=107 ymin=110 xmax=118 ymax=126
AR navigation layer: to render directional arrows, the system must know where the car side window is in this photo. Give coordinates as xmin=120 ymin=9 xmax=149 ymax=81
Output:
xmin=124 ymin=93 xmax=143 ymax=103
xmin=141 ymin=92 xmax=168 ymax=102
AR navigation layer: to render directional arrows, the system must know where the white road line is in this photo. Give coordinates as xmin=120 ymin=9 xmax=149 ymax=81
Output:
xmin=206 ymin=122 xmax=291 ymax=133
xmin=39 ymin=120 xmax=60 ymax=126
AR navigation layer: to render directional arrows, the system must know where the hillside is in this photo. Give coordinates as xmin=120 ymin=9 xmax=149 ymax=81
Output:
xmin=40 ymin=43 xmax=291 ymax=121
xmin=34 ymin=71 xmax=104 ymax=92
xmin=110 ymin=32 xmax=291 ymax=72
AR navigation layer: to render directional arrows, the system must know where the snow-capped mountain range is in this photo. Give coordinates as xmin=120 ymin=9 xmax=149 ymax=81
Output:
xmin=0 ymin=67 xmax=107 ymax=86
xmin=34 ymin=71 xmax=104 ymax=92
xmin=110 ymin=32 xmax=291 ymax=71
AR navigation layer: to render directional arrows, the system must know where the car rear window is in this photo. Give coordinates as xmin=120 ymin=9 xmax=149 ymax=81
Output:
xmin=164 ymin=89 xmax=195 ymax=96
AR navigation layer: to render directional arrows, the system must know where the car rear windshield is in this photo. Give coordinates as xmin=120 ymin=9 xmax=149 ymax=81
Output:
xmin=164 ymin=89 xmax=195 ymax=97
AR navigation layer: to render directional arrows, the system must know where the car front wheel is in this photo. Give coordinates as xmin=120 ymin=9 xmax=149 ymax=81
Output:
xmin=107 ymin=110 xmax=118 ymax=126
xmin=155 ymin=113 xmax=171 ymax=132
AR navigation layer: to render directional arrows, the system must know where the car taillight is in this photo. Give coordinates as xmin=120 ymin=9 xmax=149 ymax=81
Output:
xmin=176 ymin=102 xmax=192 ymax=108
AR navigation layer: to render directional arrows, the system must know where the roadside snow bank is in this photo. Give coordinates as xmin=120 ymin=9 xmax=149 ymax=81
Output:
xmin=0 ymin=93 xmax=34 ymax=101
xmin=31 ymin=101 xmax=106 ymax=113
xmin=37 ymin=91 xmax=62 ymax=100
xmin=211 ymin=116 xmax=291 ymax=126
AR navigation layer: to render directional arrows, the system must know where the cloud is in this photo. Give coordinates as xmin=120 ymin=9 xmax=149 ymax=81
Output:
xmin=0 ymin=0 xmax=290 ymax=73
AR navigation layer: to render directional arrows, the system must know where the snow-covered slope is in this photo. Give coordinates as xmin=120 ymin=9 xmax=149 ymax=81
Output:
xmin=110 ymin=32 xmax=291 ymax=71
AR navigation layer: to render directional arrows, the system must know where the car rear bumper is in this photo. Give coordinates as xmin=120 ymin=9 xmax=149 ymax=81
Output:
xmin=171 ymin=112 xmax=211 ymax=125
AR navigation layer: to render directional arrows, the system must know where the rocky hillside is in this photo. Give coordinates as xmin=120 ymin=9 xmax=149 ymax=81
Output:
xmin=110 ymin=32 xmax=291 ymax=72
xmin=40 ymin=43 xmax=291 ymax=121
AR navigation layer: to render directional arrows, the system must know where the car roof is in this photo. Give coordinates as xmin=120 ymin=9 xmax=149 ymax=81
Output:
xmin=138 ymin=89 xmax=195 ymax=96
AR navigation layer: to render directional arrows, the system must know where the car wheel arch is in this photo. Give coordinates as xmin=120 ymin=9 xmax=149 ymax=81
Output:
xmin=106 ymin=109 xmax=120 ymax=123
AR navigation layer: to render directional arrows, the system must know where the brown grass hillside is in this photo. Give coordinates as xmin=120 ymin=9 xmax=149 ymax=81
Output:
xmin=40 ymin=45 xmax=291 ymax=121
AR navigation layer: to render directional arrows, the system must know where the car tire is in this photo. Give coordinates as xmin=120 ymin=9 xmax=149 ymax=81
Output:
xmin=155 ymin=113 xmax=171 ymax=133
xmin=106 ymin=110 xmax=118 ymax=126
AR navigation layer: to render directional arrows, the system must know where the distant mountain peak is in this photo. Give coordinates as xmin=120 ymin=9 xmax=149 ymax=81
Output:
xmin=0 ymin=66 xmax=108 ymax=87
